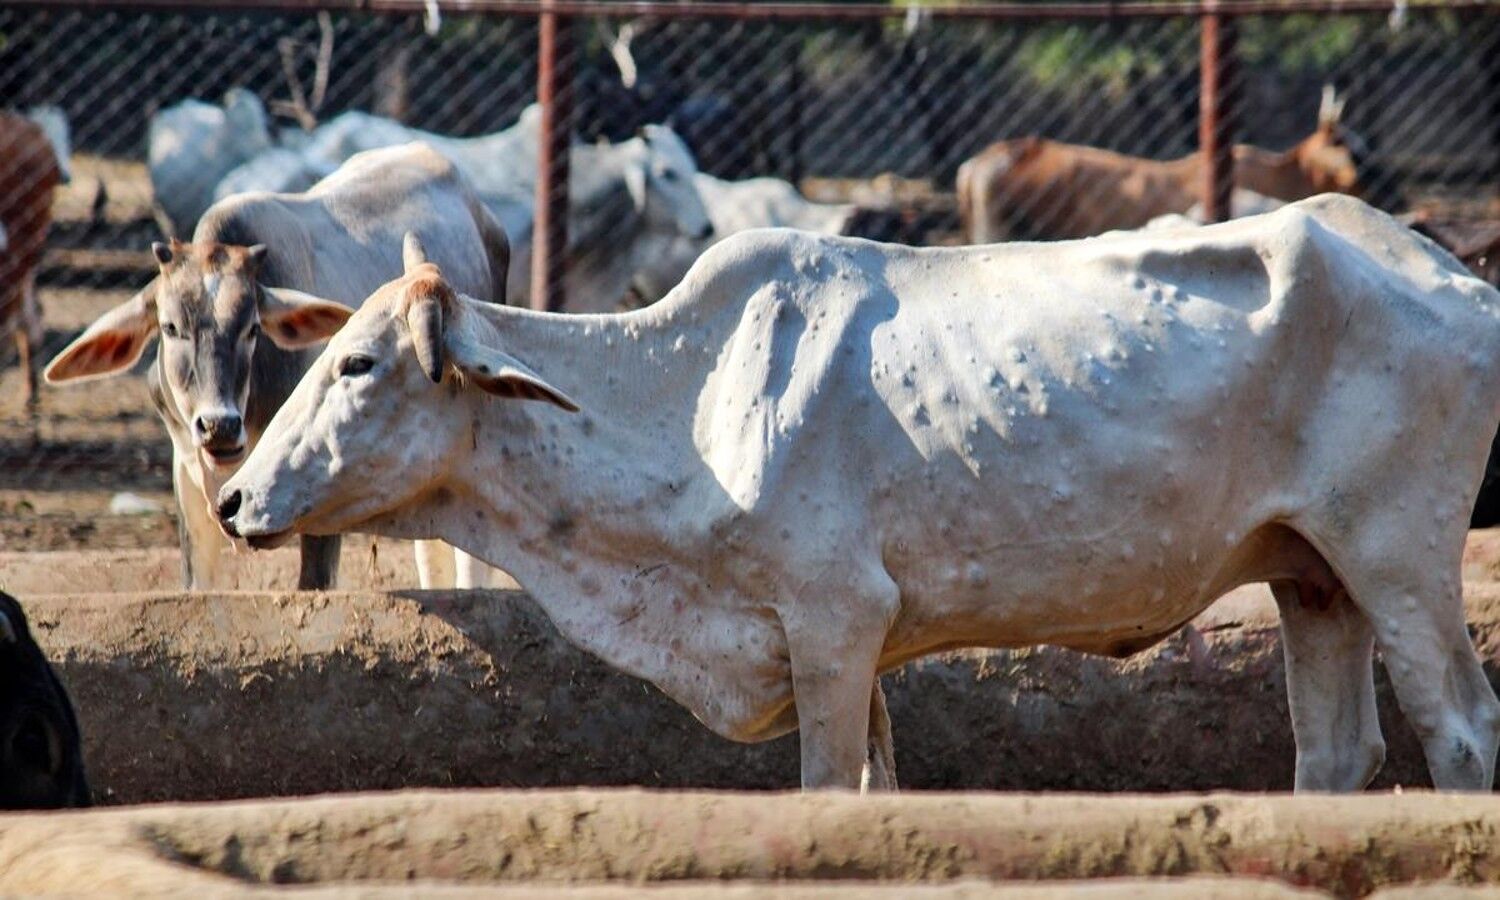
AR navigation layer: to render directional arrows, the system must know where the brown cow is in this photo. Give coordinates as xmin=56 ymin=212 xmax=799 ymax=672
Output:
xmin=958 ymin=87 xmax=1361 ymax=242
xmin=0 ymin=112 xmax=64 ymax=409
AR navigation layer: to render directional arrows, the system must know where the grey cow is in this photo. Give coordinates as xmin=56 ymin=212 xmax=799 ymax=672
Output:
xmin=46 ymin=143 xmax=509 ymax=590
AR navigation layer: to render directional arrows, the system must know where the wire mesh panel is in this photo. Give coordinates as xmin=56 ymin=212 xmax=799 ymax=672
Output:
xmin=1 ymin=2 xmax=1498 ymax=570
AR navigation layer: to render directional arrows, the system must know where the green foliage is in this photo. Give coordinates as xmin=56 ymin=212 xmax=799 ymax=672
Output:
xmin=1014 ymin=27 xmax=1173 ymax=95
xmin=1239 ymin=14 xmax=1366 ymax=68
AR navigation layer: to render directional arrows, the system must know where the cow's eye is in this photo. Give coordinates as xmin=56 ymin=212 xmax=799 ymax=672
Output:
xmin=339 ymin=354 xmax=375 ymax=377
xmin=161 ymin=322 xmax=181 ymax=340
xmin=659 ymin=168 xmax=679 ymax=182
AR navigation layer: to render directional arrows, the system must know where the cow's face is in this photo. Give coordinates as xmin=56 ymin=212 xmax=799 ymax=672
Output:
xmin=1297 ymin=126 xmax=1362 ymax=196
xmin=1297 ymin=86 xmax=1364 ymax=197
xmin=629 ymin=125 xmax=713 ymax=241
xmin=44 ymin=241 xmax=352 ymax=473
xmin=0 ymin=593 xmax=89 ymax=810
xmin=217 ymin=234 xmax=578 ymax=547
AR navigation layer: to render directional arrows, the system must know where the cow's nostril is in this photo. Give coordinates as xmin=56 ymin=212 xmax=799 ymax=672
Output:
xmin=217 ymin=489 xmax=242 ymax=524
xmin=193 ymin=415 xmax=209 ymax=437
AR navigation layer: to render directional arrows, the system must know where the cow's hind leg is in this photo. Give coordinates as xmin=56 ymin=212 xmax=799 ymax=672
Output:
xmin=18 ymin=271 xmax=41 ymax=413
xmin=297 ymin=534 xmax=341 ymax=590
xmin=860 ymin=678 xmax=898 ymax=793
xmin=1316 ymin=525 xmax=1500 ymax=790
xmin=1270 ymin=579 xmax=1384 ymax=791
xmin=1362 ymin=571 xmax=1498 ymax=790
xmin=454 ymin=546 xmax=495 ymax=589
xmin=15 ymin=329 xmax=36 ymax=414
xmin=413 ymin=540 xmax=454 ymax=589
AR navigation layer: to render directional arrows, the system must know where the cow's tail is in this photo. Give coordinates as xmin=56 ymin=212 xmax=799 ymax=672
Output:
xmin=956 ymin=157 xmax=977 ymax=243
xmin=958 ymin=155 xmax=1003 ymax=245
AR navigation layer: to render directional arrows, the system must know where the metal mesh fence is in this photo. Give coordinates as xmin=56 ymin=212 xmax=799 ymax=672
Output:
xmin=1 ymin=2 xmax=1498 ymax=570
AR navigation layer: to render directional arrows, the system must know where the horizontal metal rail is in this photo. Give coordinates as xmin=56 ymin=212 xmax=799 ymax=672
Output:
xmin=7 ymin=0 xmax=1498 ymax=19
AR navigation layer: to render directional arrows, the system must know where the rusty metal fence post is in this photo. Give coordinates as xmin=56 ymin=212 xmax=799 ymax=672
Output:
xmin=532 ymin=0 xmax=572 ymax=312
xmin=1199 ymin=4 xmax=1238 ymax=223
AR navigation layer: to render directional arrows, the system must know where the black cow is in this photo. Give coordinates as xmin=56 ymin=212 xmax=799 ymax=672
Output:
xmin=0 ymin=592 xmax=89 ymax=808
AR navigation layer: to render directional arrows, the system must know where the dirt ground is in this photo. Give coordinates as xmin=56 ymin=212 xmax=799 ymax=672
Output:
xmin=8 ymin=579 xmax=1497 ymax=805
xmin=1 ymin=789 xmax=1498 ymax=897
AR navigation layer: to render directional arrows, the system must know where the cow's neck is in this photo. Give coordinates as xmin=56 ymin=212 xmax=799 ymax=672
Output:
xmin=385 ymin=300 xmax=750 ymax=693
xmin=432 ymin=299 xmax=732 ymax=582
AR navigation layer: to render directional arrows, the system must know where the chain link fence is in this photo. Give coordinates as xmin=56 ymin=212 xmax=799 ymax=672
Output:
xmin=1 ymin=1 xmax=1498 ymax=566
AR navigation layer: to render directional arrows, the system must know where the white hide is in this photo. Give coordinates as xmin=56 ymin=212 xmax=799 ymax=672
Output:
xmin=215 ymin=148 xmax=335 ymax=202
xmin=633 ymin=173 xmax=857 ymax=304
xmin=25 ymin=106 xmax=72 ymax=185
xmin=222 ymin=195 xmax=1500 ymax=791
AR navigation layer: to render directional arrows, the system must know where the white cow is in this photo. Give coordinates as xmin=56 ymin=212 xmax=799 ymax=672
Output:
xmin=25 ymin=106 xmax=72 ymax=185
xmin=219 ymin=108 xmax=709 ymax=311
xmin=300 ymin=108 xmax=541 ymax=210
xmin=148 ymin=89 xmax=275 ymax=237
xmin=49 ymin=143 xmax=507 ymax=591
xmin=507 ymin=124 xmax=711 ymax=311
xmin=632 ymin=173 xmax=856 ymax=304
xmin=218 ymin=194 xmax=1500 ymax=792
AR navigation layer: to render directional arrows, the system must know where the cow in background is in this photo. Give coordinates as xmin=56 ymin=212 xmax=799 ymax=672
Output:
xmin=148 ymin=89 xmax=275 ymax=237
xmin=214 ymin=108 xmax=709 ymax=313
xmin=1 ymin=109 xmax=69 ymax=409
xmin=631 ymin=173 xmax=856 ymax=304
xmin=958 ymin=86 xmax=1362 ymax=242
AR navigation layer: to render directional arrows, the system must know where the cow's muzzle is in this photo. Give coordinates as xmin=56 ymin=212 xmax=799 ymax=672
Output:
xmin=194 ymin=411 xmax=246 ymax=465
xmin=215 ymin=488 xmax=294 ymax=549
xmin=216 ymin=489 xmax=242 ymax=535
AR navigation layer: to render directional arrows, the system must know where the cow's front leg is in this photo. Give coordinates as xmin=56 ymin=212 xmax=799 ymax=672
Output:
xmin=784 ymin=582 xmax=895 ymax=790
xmin=174 ymin=459 xmax=225 ymax=589
xmin=297 ymin=534 xmax=341 ymax=590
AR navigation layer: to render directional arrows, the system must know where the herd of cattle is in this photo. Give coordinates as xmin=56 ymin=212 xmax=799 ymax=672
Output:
xmin=4 ymin=81 xmax=1500 ymax=809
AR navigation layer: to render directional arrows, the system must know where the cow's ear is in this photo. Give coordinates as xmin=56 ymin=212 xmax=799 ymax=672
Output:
xmin=44 ymin=282 xmax=159 ymax=384
xmin=245 ymin=244 xmax=269 ymax=272
xmin=257 ymin=286 xmax=353 ymax=348
xmin=447 ymin=334 xmax=580 ymax=412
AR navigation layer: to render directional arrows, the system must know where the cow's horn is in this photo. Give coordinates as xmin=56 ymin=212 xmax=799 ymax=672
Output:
xmin=408 ymin=297 xmax=444 ymax=384
xmin=1318 ymin=84 xmax=1338 ymax=124
xmin=403 ymin=231 xmax=430 ymax=273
